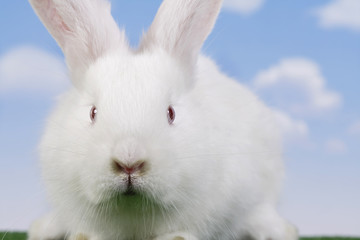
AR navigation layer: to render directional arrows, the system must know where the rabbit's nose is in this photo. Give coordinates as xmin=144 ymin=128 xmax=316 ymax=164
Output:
xmin=113 ymin=160 xmax=147 ymax=175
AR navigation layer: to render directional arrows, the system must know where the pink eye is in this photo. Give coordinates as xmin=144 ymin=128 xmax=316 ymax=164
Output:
xmin=167 ymin=105 xmax=175 ymax=125
xmin=90 ymin=105 xmax=97 ymax=123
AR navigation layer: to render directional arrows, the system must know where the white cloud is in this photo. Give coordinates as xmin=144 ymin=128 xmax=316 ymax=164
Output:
xmin=348 ymin=120 xmax=360 ymax=135
xmin=314 ymin=0 xmax=360 ymax=32
xmin=272 ymin=109 xmax=309 ymax=142
xmin=325 ymin=138 xmax=348 ymax=154
xmin=0 ymin=46 xmax=69 ymax=94
xmin=222 ymin=0 xmax=265 ymax=15
xmin=253 ymin=58 xmax=342 ymax=116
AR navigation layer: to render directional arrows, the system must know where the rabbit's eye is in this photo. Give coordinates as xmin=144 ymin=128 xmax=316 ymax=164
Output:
xmin=167 ymin=105 xmax=175 ymax=125
xmin=90 ymin=105 xmax=97 ymax=123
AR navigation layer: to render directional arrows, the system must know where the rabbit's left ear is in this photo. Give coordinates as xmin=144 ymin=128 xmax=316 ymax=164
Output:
xmin=29 ymin=0 xmax=128 ymax=83
xmin=140 ymin=0 xmax=223 ymax=68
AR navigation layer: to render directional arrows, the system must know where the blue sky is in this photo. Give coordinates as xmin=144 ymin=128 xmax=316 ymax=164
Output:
xmin=1 ymin=0 xmax=359 ymax=236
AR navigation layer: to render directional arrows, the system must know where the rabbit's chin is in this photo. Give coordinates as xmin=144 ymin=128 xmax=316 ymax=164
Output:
xmin=83 ymin=189 xmax=168 ymax=225
xmin=77 ymin=172 xmax=165 ymax=211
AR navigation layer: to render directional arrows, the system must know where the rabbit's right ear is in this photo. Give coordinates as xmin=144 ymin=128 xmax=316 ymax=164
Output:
xmin=140 ymin=0 xmax=223 ymax=70
xmin=29 ymin=0 xmax=128 ymax=84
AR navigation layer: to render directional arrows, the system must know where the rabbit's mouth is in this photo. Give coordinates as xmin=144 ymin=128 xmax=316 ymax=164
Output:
xmin=123 ymin=175 xmax=137 ymax=196
xmin=115 ymin=173 xmax=146 ymax=197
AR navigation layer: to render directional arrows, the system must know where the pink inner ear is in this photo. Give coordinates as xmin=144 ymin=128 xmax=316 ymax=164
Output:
xmin=46 ymin=0 xmax=71 ymax=32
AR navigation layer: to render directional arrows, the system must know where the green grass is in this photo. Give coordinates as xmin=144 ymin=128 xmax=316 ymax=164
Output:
xmin=0 ymin=232 xmax=27 ymax=240
xmin=0 ymin=232 xmax=359 ymax=240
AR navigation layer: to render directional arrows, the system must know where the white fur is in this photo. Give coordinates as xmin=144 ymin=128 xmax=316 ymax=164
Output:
xmin=28 ymin=0 xmax=298 ymax=239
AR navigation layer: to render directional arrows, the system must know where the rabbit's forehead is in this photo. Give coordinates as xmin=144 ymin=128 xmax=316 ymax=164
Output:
xmin=83 ymin=51 xmax=186 ymax=119
xmin=85 ymin=52 xmax=183 ymax=101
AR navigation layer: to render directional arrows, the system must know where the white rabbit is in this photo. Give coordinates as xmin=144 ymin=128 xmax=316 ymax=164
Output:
xmin=28 ymin=0 xmax=298 ymax=239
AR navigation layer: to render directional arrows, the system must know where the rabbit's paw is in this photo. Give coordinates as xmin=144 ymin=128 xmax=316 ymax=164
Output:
xmin=153 ymin=232 xmax=198 ymax=240
xmin=283 ymin=224 xmax=299 ymax=240
xmin=245 ymin=206 xmax=298 ymax=240
xmin=27 ymin=213 xmax=66 ymax=240
xmin=68 ymin=233 xmax=90 ymax=240
xmin=68 ymin=233 xmax=102 ymax=240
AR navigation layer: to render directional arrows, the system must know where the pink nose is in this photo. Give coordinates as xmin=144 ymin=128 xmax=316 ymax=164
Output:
xmin=113 ymin=160 xmax=146 ymax=175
